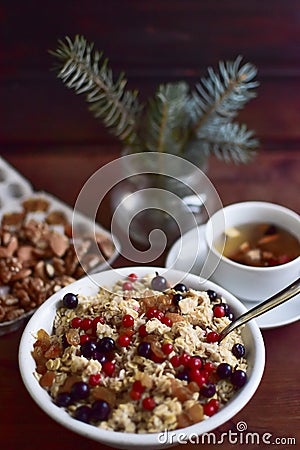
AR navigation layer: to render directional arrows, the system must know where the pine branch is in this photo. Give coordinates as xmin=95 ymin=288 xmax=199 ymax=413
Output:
xmin=191 ymin=55 xmax=259 ymax=134
xmin=50 ymin=36 xmax=259 ymax=165
xmin=50 ymin=35 xmax=142 ymax=146
xmin=142 ymin=82 xmax=190 ymax=154
xmin=200 ymin=122 xmax=258 ymax=164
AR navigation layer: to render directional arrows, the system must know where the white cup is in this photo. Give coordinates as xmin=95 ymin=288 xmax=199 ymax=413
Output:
xmin=201 ymin=201 xmax=300 ymax=302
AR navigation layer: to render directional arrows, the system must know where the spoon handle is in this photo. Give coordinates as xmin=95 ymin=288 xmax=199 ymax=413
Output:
xmin=219 ymin=277 xmax=300 ymax=342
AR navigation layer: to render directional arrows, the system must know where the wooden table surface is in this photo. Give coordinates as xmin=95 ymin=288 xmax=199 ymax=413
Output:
xmin=1 ymin=149 xmax=299 ymax=450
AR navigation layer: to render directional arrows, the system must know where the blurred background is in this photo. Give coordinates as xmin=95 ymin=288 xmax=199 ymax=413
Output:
xmin=2 ymin=0 xmax=300 ymax=152
xmin=0 ymin=0 xmax=299 ymax=213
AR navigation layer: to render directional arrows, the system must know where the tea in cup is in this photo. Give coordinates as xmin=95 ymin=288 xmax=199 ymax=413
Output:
xmin=201 ymin=202 xmax=300 ymax=301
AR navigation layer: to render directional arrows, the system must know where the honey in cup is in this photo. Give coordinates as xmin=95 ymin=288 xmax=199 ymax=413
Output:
xmin=215 ymin=222 xmax=300 ymax=267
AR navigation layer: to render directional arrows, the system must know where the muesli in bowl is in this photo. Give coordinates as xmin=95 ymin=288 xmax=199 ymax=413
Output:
xmin=19 ymin=267 xmax=265 ymax=448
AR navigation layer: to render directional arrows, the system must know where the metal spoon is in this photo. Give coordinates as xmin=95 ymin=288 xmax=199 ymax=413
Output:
xmin=218 ymin=277 xmax=300 ymax=342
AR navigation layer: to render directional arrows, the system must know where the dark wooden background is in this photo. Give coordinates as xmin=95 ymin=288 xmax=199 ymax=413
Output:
xmin=1 ymin=4 xmax=300 ymax=450
xmin=1 ymin=0 xmax=300 ymax=156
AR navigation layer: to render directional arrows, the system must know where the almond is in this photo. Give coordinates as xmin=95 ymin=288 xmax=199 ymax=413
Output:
xmin=49 ymin=231 xmax=69 ymax=257
xmin=17 ymin=245 xmax=35 ymax=262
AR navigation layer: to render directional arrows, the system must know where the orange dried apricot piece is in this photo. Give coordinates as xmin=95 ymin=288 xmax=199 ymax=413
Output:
xmin=91 ymin=386 xmax=116 ymax=406
xmin=186 ymin=403 xmax=204 ymax=423
xmin=39 ymin=370 xmax=56 ymax=388
xmin=176 ymin=412 xmax=191 ymax=429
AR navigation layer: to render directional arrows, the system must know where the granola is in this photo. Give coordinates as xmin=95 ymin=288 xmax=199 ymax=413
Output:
xmin=32 ymin=273 xmax=248 ymax=433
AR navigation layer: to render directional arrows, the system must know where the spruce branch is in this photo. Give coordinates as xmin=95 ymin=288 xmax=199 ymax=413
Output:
xmin=143 ymin=82 xmax=190 ymax=154
xmin=191 ymin=55 xmax=258 ymax=133
xmin=50 ymin=35 xmax=142 ymax=146
xmin=50 ymin=36 xmax=260 ymax=165
xmin=200 ymin=122 xmax=258 ymax=164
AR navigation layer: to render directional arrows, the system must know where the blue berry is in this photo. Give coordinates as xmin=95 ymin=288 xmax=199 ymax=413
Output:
xmin=217 ymin=363 xmax=232 ymax=379
xmin=177 ymin=370 xmax=189 ymax=382
xmin=151 ymin=274 xmax=167 ymax=291
xmin=80 ymin=341 xmax=97 ymax=358
xmin=173 ymin=283 xmax=187 ymax=293
xmin=91 ymin=400 xmax=111 ymax=421
xmin=92 ymin=351 xmax=107 ymax=364
xmin=55 ymin=392 xmax=72 ymax=407
xmin=232 ymin=343 xmax=245 ymax=359
xmin=74 ymin=405 xmax=91 ymax=423
xmin=173 ymin=293 xmax=183 ymax=305
xmin=218 ymin=302 xmax=234 ymax=320
xmin=137 ymin=341 xmax=151 ymax=358
xmin=63 ymin=293 xmax=78 ymax=309
xmin=97 ymin=337 xmax=115 ymax=353
xmin=227 ymin=312 xmax=234 ymax=321
xmin=219 ymin=302 xmax=231 ymax=316
xmin=206 ymin=290 xmax=218 ymax=301
xmin=231 ymin=369 xmax=247 ymax=388
xmin=71 ymin=381 xmax=90 ymax=401
xmin=200 ymin=382 xmax=216 ymax=398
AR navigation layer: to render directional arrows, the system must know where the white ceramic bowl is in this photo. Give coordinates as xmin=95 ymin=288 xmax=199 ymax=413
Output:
xmin=202 ymin=201 xmax=300 ymax=302
xmin=19 ymin=267 xmax=265 ymax=449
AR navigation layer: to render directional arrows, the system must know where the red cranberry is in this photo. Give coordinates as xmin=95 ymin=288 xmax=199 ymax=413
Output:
xmin=206 ymin=331 xmax=220 ymax=343
xmin=122 ymin=281 xmax=133 ymax=291
xmin=187 ymin=356 xmax=203 ymax=370
xmin=102 ymin=361 xmax=115 ymax=376
xmin=118 ymin=335 xmax=131 ymax=347
xmin=170 ymin=355 xmax=181 ymax=368
xmin=138 ymin=324 xmax=148 ymax=337
xmin=127 ymin=273 xmax=138 ymax=281
xmin=161 ymin=316 xmax=173 ymax=327
xmin=89 ymin=373 xmax=101 ymax=386
xmin=71 ymin=317 xmax=82 ymax=328
xmin=142 ymin=397 xmax=156 ymax=411
xmin=162 ymin=343 xmax=173 ymax=355
xmin=213 ymin=305 xmax=226 ymax=318
xmin=122 ymin=314 xmax=134 ymax=327
xmin=203 ymin=398 xmax=219 ymax=416
xmin=80 ymin=318 xmax=93 ymax=331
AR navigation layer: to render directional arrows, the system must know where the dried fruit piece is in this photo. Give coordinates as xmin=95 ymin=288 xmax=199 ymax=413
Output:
xmin=165 ymin=312 xmax=185 ymax=323
xmin=44 ymin=343 xmax=62 ymax=359
xmin=186 ymin=403 xmax=204 ymax=423
xmin=170 ymin=379 xmax=194 ymax=402
xmin=65 ymin=328 xmax=80 ymax=346
xmin=59 ymin=374 xmax=82 ymax=393
xmin=91 ymin=386 xmax=116 ymax=406
xmin=176 ymin=412 xmax=191 ymax=428
xmin=35 ymin=329 xmax=51 ymax=351
xmin=39 ymin=370 xmax=56 ymax=388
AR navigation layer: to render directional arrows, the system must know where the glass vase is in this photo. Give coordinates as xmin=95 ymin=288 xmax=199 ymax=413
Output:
xmin=110 ymin=150 xmax=220 ymax=254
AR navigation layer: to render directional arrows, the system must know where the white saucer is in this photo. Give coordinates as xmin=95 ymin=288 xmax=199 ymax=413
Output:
xmin=165 ymin=225 xmax=300 ymax=330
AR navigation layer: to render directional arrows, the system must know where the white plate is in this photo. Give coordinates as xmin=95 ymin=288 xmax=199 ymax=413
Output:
xmin=165 ymin=226 xmax=300 ymax=330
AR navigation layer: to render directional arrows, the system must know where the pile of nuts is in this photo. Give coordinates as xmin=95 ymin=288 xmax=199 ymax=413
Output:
xmin=0 ymin=197 xmax=115 ymax=324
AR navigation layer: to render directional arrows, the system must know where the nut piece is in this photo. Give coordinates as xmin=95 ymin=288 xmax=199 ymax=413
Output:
xmin=0 ymin=195 xmax=115 ymax=325
xmin=49 ymin=231 xmax=69 ymax=257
